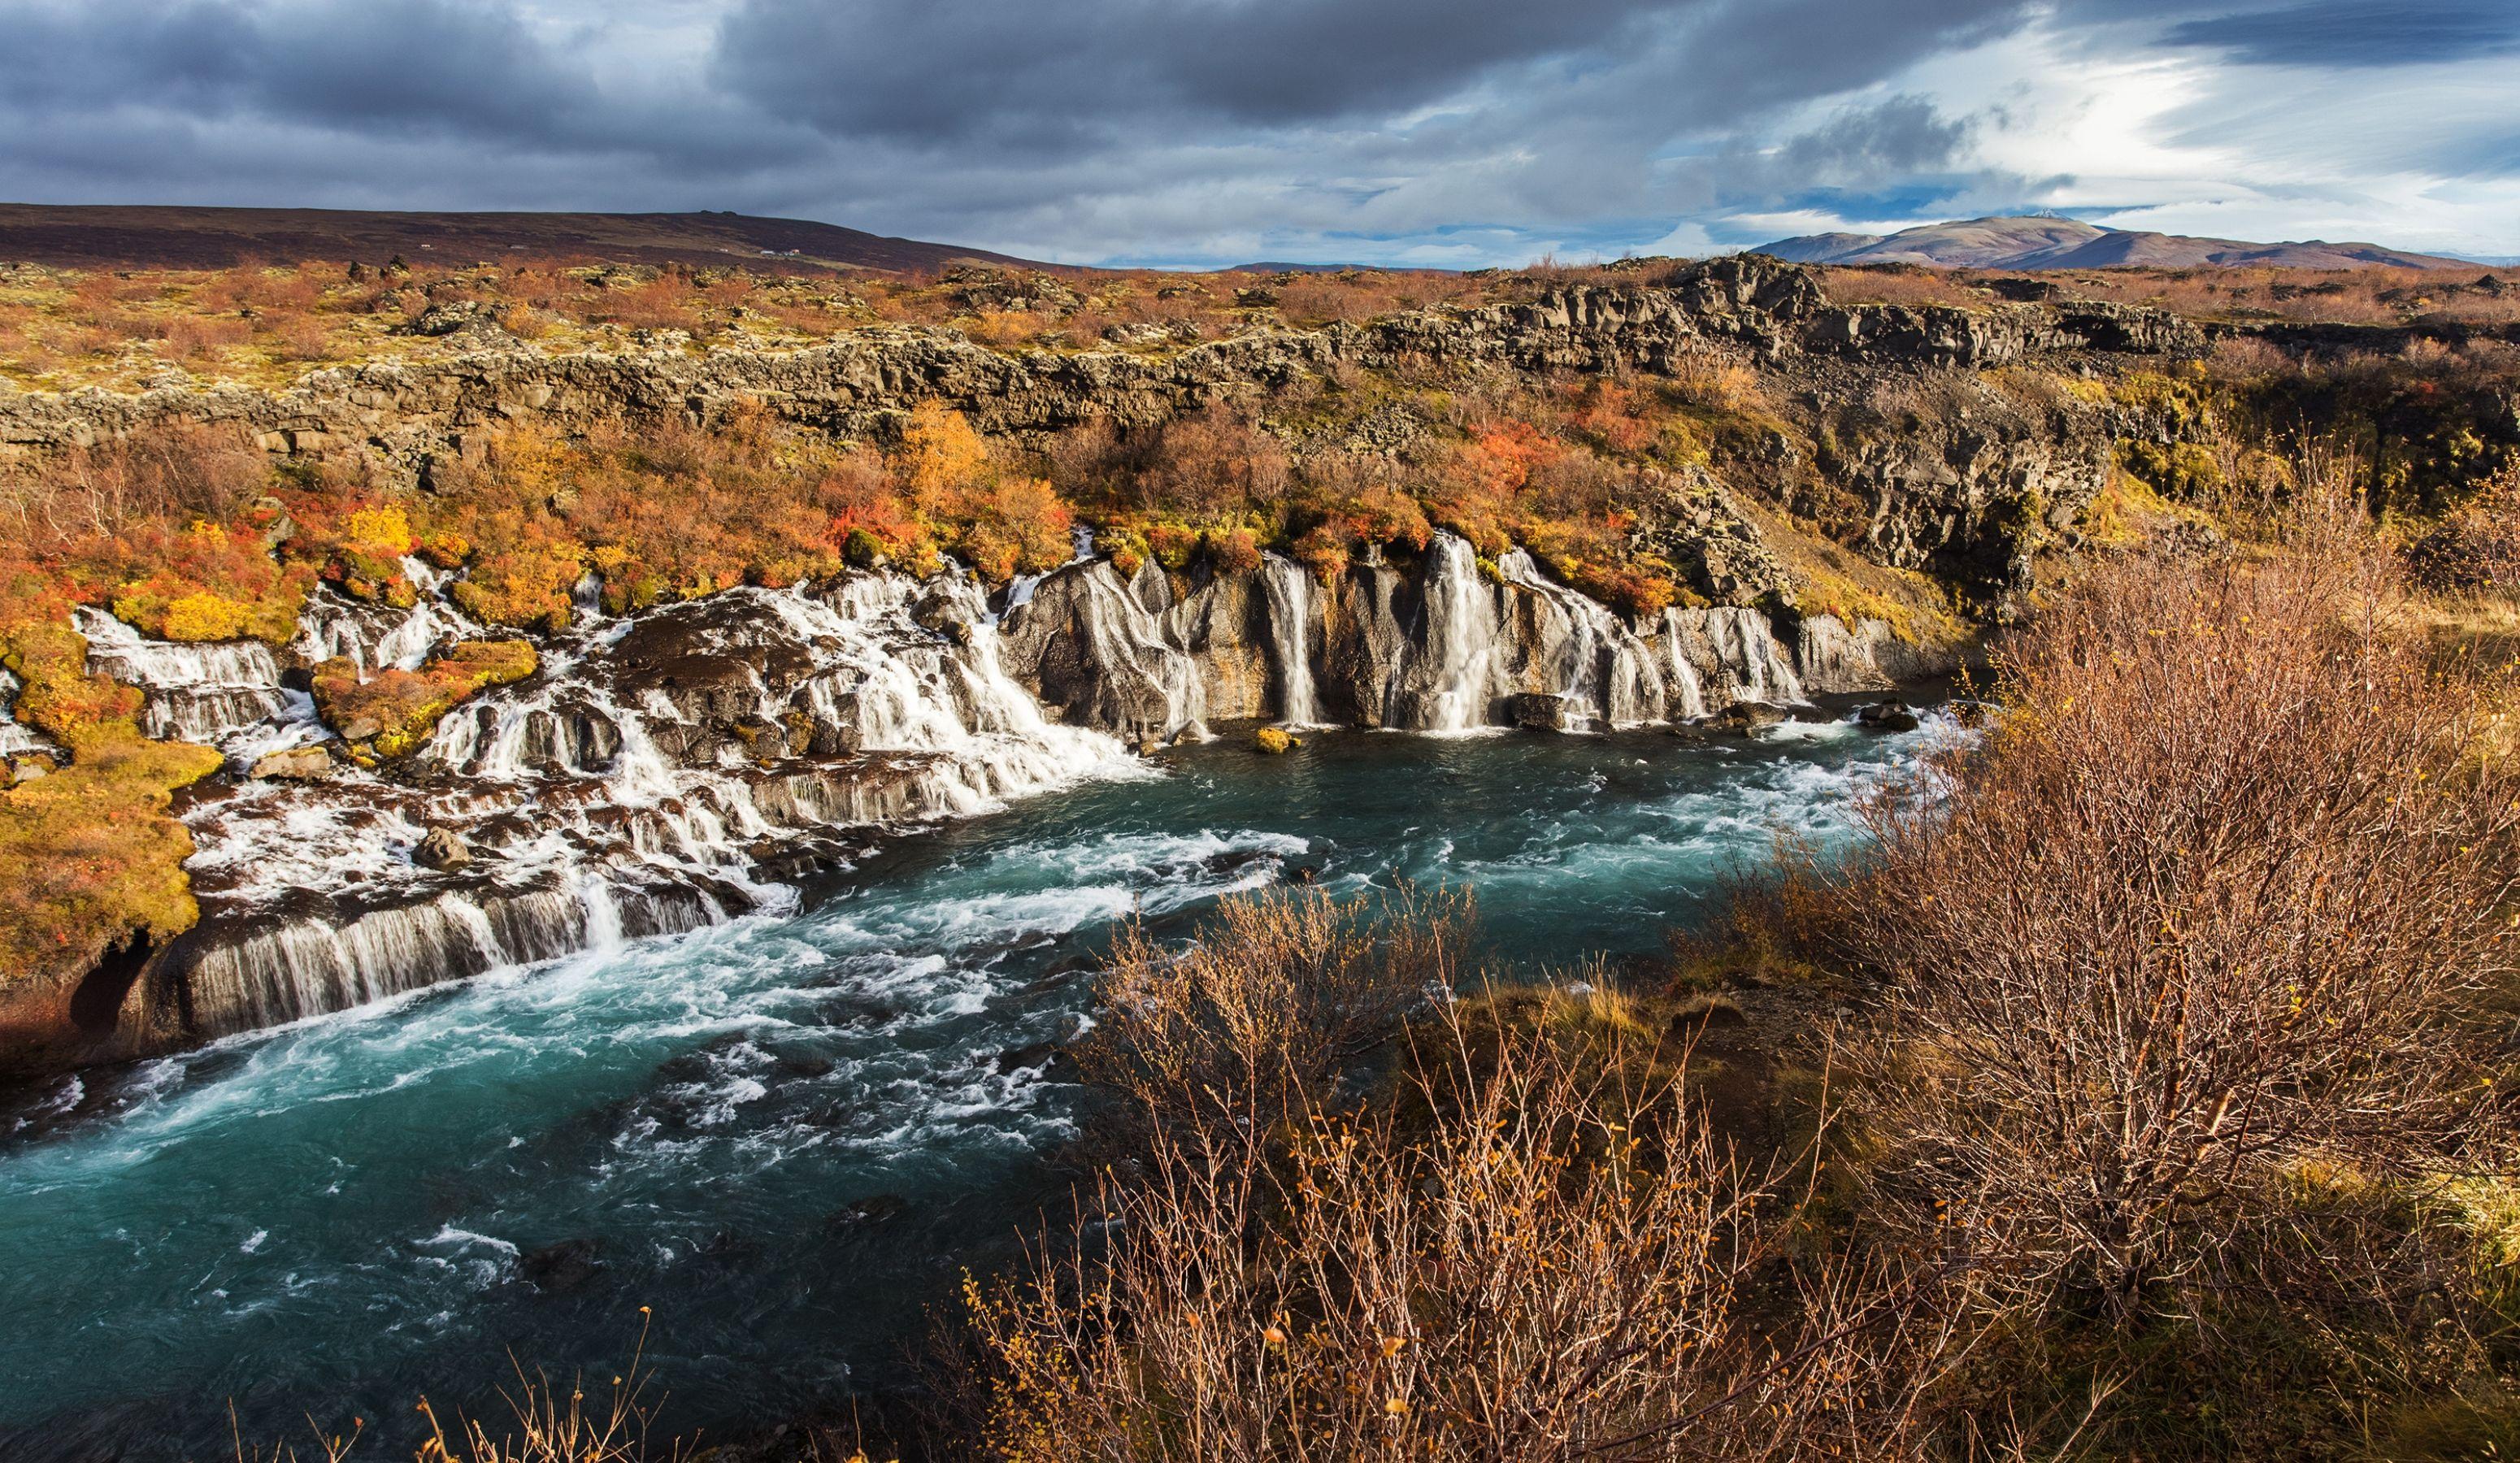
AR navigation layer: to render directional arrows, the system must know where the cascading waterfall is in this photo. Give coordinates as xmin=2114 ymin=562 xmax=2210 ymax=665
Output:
xmin=295 ymin=567 xmax=483 ymax=678
xmin=1258 ymin=554 xmax=1323 ymax=727
xmin=1393 ymin=533 xmax=1501 ymax=733
xmin=76 ymin=607 xmax=285 ymax=745
xmin=1644 ymin=614 xmax=1712 ymax=721
xmin=1495 ymin=549 xmax=1678 ymax=730
xmin=1698 ymin=606 xmax=1807 ymax=705
xmin=67 ymin=526 xmax=1897 ymax=1048
xmin=163 ymin=568 xmax=1146 ymax=1038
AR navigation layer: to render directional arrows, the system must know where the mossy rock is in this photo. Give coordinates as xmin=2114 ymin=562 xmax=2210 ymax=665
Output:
xmin=311 ymin=638 xmax=538 ymax=758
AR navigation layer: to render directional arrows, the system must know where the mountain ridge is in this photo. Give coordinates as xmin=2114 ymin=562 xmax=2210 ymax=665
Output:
xmin=1755 ymin=215 xmax=2479 ymax=271
xmin=0 ymin=203 xmax=1051 ymax=274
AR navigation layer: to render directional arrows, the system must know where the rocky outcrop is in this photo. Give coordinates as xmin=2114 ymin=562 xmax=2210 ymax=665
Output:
xmin=1805 ymin=298 xmax=2204 ymax=370
xmin=0 ymin=257 xmax=2195 ymax=496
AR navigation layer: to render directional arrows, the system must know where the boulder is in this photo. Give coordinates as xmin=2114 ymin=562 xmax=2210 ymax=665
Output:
xmin=413 ymin=827 xmax=472 ymax=871
xmin=1507 ymin=692 xmax=1575 ymax=732
xmin=1713 ymin=700 xmax=1787 ymax=735
xmin=250 ymin=745 xmax=332 ymax=781
xmin=515 ymin=1238 xmax=604 ymax=1293
xmin=1857 ymin=701 xmax=1922 ymax=733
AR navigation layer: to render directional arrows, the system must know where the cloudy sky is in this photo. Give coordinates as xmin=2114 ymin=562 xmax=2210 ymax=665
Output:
xmin=1 ymin=0 xmax=2513 ymax=267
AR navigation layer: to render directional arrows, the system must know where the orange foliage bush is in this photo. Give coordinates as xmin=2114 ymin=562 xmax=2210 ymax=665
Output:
xmin=313 ymin=639 xmax=538 ymax=758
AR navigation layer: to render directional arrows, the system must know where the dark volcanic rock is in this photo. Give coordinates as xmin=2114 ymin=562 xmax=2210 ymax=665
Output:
xmin=516 ymin=1238 xmax=605 ymax=1293
xmin=1713 ymin=701 xmax=1788 ymax=735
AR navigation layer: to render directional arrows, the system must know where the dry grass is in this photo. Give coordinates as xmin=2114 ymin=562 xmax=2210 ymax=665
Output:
xmin=234 ymin=1318 xmax=680 ymax=1463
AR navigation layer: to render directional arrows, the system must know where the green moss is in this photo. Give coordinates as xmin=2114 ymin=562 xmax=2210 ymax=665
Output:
xmin=1 ymin=615 xmax=223 ymax=1010
xmin=2116 ymin=440 xmax=2227 ymax=500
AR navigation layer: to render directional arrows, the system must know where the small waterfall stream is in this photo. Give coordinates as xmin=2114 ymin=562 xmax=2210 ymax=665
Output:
xmin=0 ymin=669 xmax=54 ymax=759
xmin=1258 ymin=554 xmax=1323 ymax=727
xmin=76 ymin=608 xmax=287 ymax=745
xmin=1700 ymin=606 xmax=1807 ymax=705
xmin=1496 ymin=549 xmax=1679 ymax=730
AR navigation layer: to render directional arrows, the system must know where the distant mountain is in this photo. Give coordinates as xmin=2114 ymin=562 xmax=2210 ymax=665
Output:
xmin=1754 ymin=215 xmax=2477 ymax=271
xmin=1227 ymin=261 xmax=1392 ymax=273
xmin=0 ymin=204 xmax=1049 ymax=274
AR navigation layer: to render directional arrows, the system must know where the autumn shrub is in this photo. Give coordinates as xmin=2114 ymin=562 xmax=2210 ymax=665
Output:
xmin=1079 ymin=886 xmax=1469 ymax=1144
xmin=312 ymin=639 xmax=537 ymax=758
xmin=1132 ymin=406 xmax=1290 ymax=521
xmin=962 ymin=911 xmax=1939 ymax=1462
xmin=2408 ymin=461 xmax=2520 ymax=593
xmin=954 ymin=474 xmax=1075 ymax=580
xmin=1810 ymin=504 xmax=2520 ymax=1324
xmin=1288 ymin=450 xmax=1431 ymax=562
xmin=160 ymin=313 xmax=253 ymax=361
xmin=1814 ymin=266 xmax=1983 ymax=310
xmin=107 ymin=519 xmax=311 ymax=644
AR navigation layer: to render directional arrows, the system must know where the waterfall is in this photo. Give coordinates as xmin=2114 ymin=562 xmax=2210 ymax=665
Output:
xmin=1393 ymin=533 xmax=1501 ymax=733
xmin=1646 ymin=616 xmax=1711 ymax=721
xmin=1258 ymin=554 xmax=1323 ymax=727
xmin=1494 ymin=549 xmax=1679 ymax=731
xmin=1701 ymin=607 xmax=1806 ymax=705
xmin=1001 ymin=562 xmax=1211 ymax=742
xmin=167 ymin=570 xmax=1148 ymax=1040
xmin=133 ymin=534 xmax=1884 ymax=1050
xmin=76 ymin=607 xmax=285 ymax=745
xmin=294 ymin=582 xmax=480 ymax=679
xmin=0 ymin=669 xmax=54 ymax=758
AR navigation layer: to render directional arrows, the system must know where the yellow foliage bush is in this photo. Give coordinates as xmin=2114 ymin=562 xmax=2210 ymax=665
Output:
xmin=344 ymin=504 xmax=415 ymax=558
xmin=900 ymin=400 xmax=992 ymax=506
xmin=153 ymin=591 xmax=252 ymax=642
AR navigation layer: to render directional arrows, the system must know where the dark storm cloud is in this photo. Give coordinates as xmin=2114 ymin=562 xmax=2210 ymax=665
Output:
xmin=712 ymin=0 xmax=2034 ymax=153
xmin=711 ymin=0 xmax=1692 ymax=144
xmin=2164 ymin=0 xmax=2520 ymax=67
xmin=0 ymin=0 xmax=605 ymax=141
xmin=1779 ymin=95 xmax=1976 ymax=182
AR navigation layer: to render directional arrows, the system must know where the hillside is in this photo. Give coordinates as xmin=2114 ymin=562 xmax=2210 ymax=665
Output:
xmin=1758 ymin=214 xmax=2477 ymax=270
xmin=0 ymin=204 xmax=1047 ymax=275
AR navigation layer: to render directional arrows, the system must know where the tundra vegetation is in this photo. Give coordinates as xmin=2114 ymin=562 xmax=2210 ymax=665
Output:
xmin=0 ymin=251 xmax=2517 ymax=1458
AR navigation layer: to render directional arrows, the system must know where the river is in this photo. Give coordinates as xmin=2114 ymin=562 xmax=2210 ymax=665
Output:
xmin=0 ymin=712 xmax=1944 ymax=1460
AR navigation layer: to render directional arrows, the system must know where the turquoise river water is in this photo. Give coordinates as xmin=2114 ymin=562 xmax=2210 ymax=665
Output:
xmin=0 ymin=710 xmax=1946 ymax=1459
